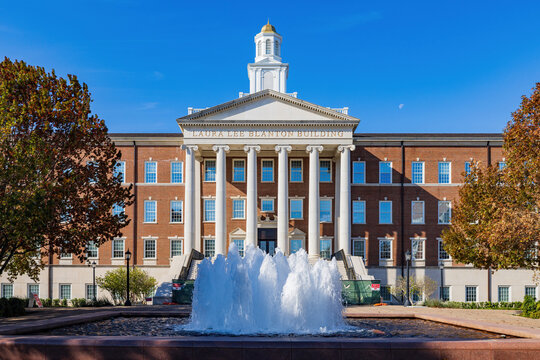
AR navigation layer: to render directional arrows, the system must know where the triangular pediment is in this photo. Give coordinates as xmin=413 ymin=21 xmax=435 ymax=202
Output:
xmin=229 ymin=227 xmax=247 ymax=236
xmin=289 ymin=228 xmax=306 ymax=237
xmin=177 ymin=90 xmax=359 ymax=125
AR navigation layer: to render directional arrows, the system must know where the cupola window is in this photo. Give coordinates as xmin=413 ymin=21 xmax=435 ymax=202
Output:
xmin=274 ymin=40 xmax=279 ymax=56
xmin=265 ymin=39 xmax=271 ymax=54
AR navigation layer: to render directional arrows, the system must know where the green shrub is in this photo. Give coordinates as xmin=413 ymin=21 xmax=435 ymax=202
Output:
xmin=70 ymin=298 xmax=87 ymax=307
xmin=0 ymin=297 xmax=26 ymax=317
xmin=40 ymin=298 xmax=52 ymax=307
xmin=86 ymin=298 xmax=113 ymax=307
xmin=61 ymin=299 xmax=68 ymax=307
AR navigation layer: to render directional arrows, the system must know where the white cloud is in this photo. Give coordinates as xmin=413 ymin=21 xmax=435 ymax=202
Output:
xmin=398 ymin=104 xmax=405 ymax=110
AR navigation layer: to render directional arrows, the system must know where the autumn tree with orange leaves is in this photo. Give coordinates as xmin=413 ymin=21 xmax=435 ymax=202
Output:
xmin=0 ymin=58 xmax=133 ymax=281
xmin=442 ymin=83 xmax=540 ymax=273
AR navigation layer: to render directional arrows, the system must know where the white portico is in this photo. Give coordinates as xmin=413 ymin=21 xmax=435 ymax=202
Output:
xmin=177 ymin=90 xmax=359 ymax=257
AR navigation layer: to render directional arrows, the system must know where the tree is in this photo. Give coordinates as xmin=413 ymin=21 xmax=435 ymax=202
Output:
xmin=391 ymin=275 xmax=438 ymax=304
xmin=442 ymin=83 xmax=540 ymax=272
xmin=0 ymin=58 xmax=133 ymax=280
xmin=96 ymin=267 xmax=157 ymax=305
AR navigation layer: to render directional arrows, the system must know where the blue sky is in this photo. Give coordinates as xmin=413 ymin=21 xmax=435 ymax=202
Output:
xmin=1 ymin=1 xmax=539 ymax=134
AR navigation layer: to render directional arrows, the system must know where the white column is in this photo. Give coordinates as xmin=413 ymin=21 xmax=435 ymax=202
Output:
xmin=244 ymin=145 xmax=261 ymax=248
xmin=213 ymin=145 xmax=230 ymax=255
xmin=275 ymin=145 xmax=292 ymax=254
xmin=338 ymin=145 xmax=355 ymax=255
xmin=180 ymin=145 xmax=198 ymax=254
xmin=306 ymin=145 xmax=323 ymax=258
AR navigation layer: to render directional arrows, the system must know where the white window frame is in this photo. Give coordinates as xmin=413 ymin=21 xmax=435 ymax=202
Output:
xmin=170 ymin=237 xmax=183 ymax=257
xmin=261 ymin=159 xmax=274 ymax=183
xmin=438 ymin=200 xmax=452 ymax=225
xmin=60 ymin=252 xmax=72 ymax=259
xmin=232 ymin=198 xmax=246 ymax=220
xmin=464 ymin=161 xmax=472 ymax=176
xmin=352 ymin=238 xmax=366 ymax=258
xmin=204 ymin=237 xmax=216 ymax=258
xmin=260 ymin=197 xmax=275 ymax=213
xmin=114 ymin=161 xmax=126 ymax=183
xmin=232 ymin=159 xmax=246 ymax=183
xmin=320 ymin=198 xmax=332 ymax=223
xmin=86 ymin=240 xmax=99 ymax=259
xmin=379 ymin=238 xmax=393 ymax=260
xmin=144 ymin=161 xmax=157 ymax=184
xmin=411 ymin=237 xmax=426 ymax=261
xmin=437 ymin=238 xmax=451 ymax=260
xmin=290 ymin=198 xmax=303 ymax=220
xmin=352 ymin=161 xmax=366 ymax=184
xmin=203 ymin=198 xmax=216 ymax=222
xmin=112 ymin=238 xmax=125 ymax=259
xmin=379 ymin=200 xmax=392 ymax=224
xmin=440 ymin=286 xmax=451 ymax=301
xmin=170 ymin=200 xmax=183 ymax=224
xmin=85 ymin=284 xmax=97 ymax=301
xmin=1 ymin=283 xmax=13 ymax=298
xmin=289 ymin=158 xmax=303 ymax=183
xmin=438 ymin=161 xmax=451 ymax=184
xmin=59 ymin=284 xmax=71 ymax=300
xmin=319 ymin=159 xmax=332 ymax=183
xmin=465 ymin=286 xmax=478 ymax=302
xmin=204 ymin=159 xmax=217 ymax=182
xmin=320 ymin=237 xmax=333 ymax=260
xmin=144 ymin=200 xmax=157 ymax=223
xmin=352 ymin=200 xmax=366 ymax=224
xmin=231 ymin=237 xmax=245 ymax=257
xmin=411 ymin=200 xmax=425 ymax=224
xmin=28 ymin=283 xmax=40 ymax=298
xmin=379 ymin=161 xmax=393 ymax=184
xmin=411 ymin=161 xmax=425 ymax=184
xmin=171 ymin=161 xmax=183 ymax=184
xmin=289 ymin=238 xmax=305 ymax=254
xmin=498 ymin=285 xmax=511 ymax=302
xmin=143 ymin=238 xmax=157 ymax=259
xmin=525 ymin=286 xmax=537 ymax=300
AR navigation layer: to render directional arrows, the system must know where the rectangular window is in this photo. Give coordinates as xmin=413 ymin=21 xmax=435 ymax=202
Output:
xmin=411 ymin=161 xmax=424 ymax=184
xmin=320 ymin=160 xmax=332 ymax=182
xmin=114 ymin=161 xmax=126 ymax=183
xmin=379 ymin=161 xmax=392 ymax=184
xmin=320 ymin=239 xmax=332 ymax=260
xmin=438 ymin=161 xmax=451 ymax=184
xmin=411 ymin=238 xmax=425 ymax=260
xmin=28 ymin=284 xmax=39 ymax=298
xmin=86 ymin=241 xmax=98 ymax=259
xmin=352 ymin=200 xmax=366 ymax=224
xmin=320 ymin=199 xmax=332 ymax=222
xmin=290 ymin=239 xmax=303 ymax=254
xmin=353 ymin=161 xmax=366 ymax=184
xmin=379 ymin=201 xmax=392 ymax=224
xmin=498 ymin=286 xmax=510 ymax=302
xmin=353 ymin=239 xmax=365 ymax=258
xmin=170 ymin=200 xmax=183 ymax=223
xmin=379 ymin=239 xmax=392 ymax=260
xmin=525 ymin=286 xmax=537 ymax=300
xmin=233 ymin=239 xmax=245 ymax=257
xmin=204 ymin=159 xmax=216 ymax=182
xmin=144 ymin=200 xmax=157 ymax=223
xmin=145 ymin=161 xmax=157 ymax=183
xmin=438 ymin=201 xmax=452 ymax=224
xmin=232 ymin=199 xmax=245 ymax=219
xmin=86 ymin=284 xmax=97 ymax=301
xmin=1 ymin=284 xmax=13 ymax=299
xmin=290 ymin=199 xmax=303 ymax=219
xmin=170 ymin=239 xmax=183 ymax=257
xmin=465 ymin=161 xmax=471 ymax=176
xmin=112 ymin=239 xmax=124 ymax=258
xmin=60 ymin=252 xmax=72 ymax=259
xmin=60 ymin=284 xmax=71 ymax=300
xmin=144 ymin=239 xmax=156 ymax=259
xmin=465 ymin=286 xmax=477 ymax=302
xmin=204 ymin=199 xmax=216 ymax=222
xmin=171 ymin=161 xmax=183 ymax=183
xmin=411 ymin=201 xmax=424 ymax=224
xmin=112 ymin=203 xmax=125 ymax=217
xmin=499 ymin=161 xmax=506 ymax=170
xmin=261 ymin=160 xmax=274 ymax=182
xmin=204 ymin=239 xmax=215 ymax=258
xmin=438 ymin=239 xmax=450 ymax=260
xmin=290 ymin=159 xmax=302 ymax=182
xmin=440 ymin=286 xmax=450 ymax=301
xmin=381 ymin=286 xmax=391 ymax=301
xmin=233 ymin=159 xmax=245 ymax=182
xmin=261 ymin=199 xmax=274 ymax=212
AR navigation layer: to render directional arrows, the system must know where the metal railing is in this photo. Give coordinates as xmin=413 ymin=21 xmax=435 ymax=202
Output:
xmin=331 ymin=249 xmax=357 ymax=280
xmin=178 ymin=249 xmax=205 ymax=280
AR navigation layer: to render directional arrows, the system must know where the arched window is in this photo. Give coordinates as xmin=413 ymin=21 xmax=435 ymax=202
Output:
xmin=274 ymin=41 xmax=279 ymax=56
xmin=258 ymin=41 xmax=262 ymax=56
xmin=265 ymin=39 xmax=271 ymax=55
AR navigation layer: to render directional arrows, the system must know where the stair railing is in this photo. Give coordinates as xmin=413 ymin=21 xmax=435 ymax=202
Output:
xmin=331 ymin=249 xmax=357 ymax=280
xmin=178 ymin=249 xmax=205 ymax=280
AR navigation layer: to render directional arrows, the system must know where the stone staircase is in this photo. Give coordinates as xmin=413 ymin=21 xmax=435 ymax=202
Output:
xmin=187 ymin=260 xmax=203 ymax=280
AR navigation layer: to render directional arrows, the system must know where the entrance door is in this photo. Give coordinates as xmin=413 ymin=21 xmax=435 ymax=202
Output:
xmin=258 ymin=228 xmax=277 ymax=255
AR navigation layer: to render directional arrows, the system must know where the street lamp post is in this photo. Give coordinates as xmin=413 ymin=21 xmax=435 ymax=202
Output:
xmin=404 ymin=250 xmax=411 ymax=307
xmin=125 ymin=249 xmax=132 ymax=306
xmin=91 ymin=261 xmax=96 ymax=301
xmin=439 ymin=261 xmax=445 ymax=301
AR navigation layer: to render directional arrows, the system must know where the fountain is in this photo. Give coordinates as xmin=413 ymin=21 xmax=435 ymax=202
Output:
xmin=184 ymin=243 xmax=346 ymax=335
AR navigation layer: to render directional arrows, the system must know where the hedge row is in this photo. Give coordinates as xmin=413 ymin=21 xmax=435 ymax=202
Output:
xmin=0 ymin=297 xmax=26 ymax=317
xmin=424 ymin=296 xmax=540 ymax=319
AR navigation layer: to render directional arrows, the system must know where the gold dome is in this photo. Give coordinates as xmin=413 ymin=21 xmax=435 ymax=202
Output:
xmin=261 ymin=20 xmax=277 ymax=33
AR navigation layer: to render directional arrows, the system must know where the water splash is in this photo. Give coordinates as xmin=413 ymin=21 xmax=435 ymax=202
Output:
xmin=183 ymin=243 xmax=346 ymax=335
